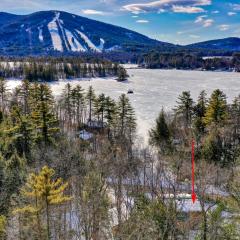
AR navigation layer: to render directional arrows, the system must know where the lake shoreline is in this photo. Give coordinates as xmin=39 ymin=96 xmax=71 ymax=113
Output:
xmin=5 ymin=68 xmax=240 ymax=141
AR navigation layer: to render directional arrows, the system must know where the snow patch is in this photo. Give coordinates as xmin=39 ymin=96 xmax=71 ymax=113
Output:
xmin=25 ymin=27 xmax=31 ymax=33
xmin=47 ymin=12 xmax=63 ymax=52
xmin=76 ymin=30 xmax=101 ymax=52
xmin=79 ymin=130 xmax=93 ymax=140
xmin=57 ymin=19 xmax=70 ymax=51
xmin=65 ymin=29 xmax=86 ymax=52
xmin=106 ymin=45 xmax=121 ymax=51
xmin=98 ymin=38 xmax=105 ymax=51
xmin=38 ymin=27 xmax=44 ymax=42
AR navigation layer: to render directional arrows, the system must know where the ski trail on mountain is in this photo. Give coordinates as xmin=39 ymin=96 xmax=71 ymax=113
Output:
xmin=76 ymin=30 xmax=101 ymax=52
xmin=47 ymin=11 xmax=106 ymax=53
xmin=38 ymin=27 xmax=43 ymax=42
xmin=48 ymin=12 xmax=63 ymax=51
xmin=65 ymin=29 xmax=86 ymax=52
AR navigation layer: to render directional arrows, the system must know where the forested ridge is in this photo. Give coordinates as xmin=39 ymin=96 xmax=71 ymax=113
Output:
xmin=0 ymin=76 xmax=239 ymax=239
xmin=139 ymin=52 xmax=240 ymax=72
xmin=0 ymin=57 xmax=128 ymax=82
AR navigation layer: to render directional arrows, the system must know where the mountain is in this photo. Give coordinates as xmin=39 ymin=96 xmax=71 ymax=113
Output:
xmin=0 ymin=10 xmax=175 ymax=55
xmin=0 ymin=12 xmax=23 ymax=25
xmin=187 ymin=37 xmax=240 ymax=52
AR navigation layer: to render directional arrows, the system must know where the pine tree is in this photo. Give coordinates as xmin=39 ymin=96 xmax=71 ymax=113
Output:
xmin=86 ymin=86 xmax=96 ymax=122
xmin=30 ymin=84 xmax=58 ymax=144
xmin=18 ymin=80 xmax=31 ymax=115
xmin=175 ymin=91 xmax=194 ymax=127
xmin=104 ymin=97 xmax=117 ymax=127
xmin=94 ymin=93 xmax=106 ymax=127
xmin=61 ymin=83 xmax=73 ymax=128
xmin=194 ymin=90 xmax=207 ymax=134
xmin=116 ymin=94 xmax=136 ymax=160
xmin=7 ymin=106 xmax=34 ymax=158
xmin=15 ymin=166 xmax=71 ymax=240
xmin=117 ymin=67 xmax=128 ymax=82
xmin=0 ymin=77 xmax=8 ymax=114
xmin=149 ymin=109 xmax=170 ymax=152
xmin=0 ymin=151 xmax=26 ymax=215
xmin=117 ymin=94 xmax=136 ymax=137
xmin=204 ymin=89 xmax=228 ymax=126
xmin=72 ymin=85 xmax=85 ymax=129
xmin=202 ymin=128 xmax=224 ymax=165
xmin=231 ymin=95 xmax=240 ymax=138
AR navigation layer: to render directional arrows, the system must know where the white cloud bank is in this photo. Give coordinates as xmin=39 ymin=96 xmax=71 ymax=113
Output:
xmin=136 ymin=19 xmax=149 ymax=23
xmin=82 ymin=9 xmax=105 ymax=15
xmin=218 ymin=24 xmax=230 ymax=31
xmin=122 ymin=0 xmax=211 ymax=14
xmin=195 ymin=15 xmax=213 ymax=27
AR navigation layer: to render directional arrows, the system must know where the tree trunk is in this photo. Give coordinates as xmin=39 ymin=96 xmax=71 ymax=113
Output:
xmin=46 ymin=197 xmax=51 ymax=240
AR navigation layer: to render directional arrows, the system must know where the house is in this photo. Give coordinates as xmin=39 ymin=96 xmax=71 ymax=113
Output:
xmin=87 ymin=120 xmax=107 ymax=129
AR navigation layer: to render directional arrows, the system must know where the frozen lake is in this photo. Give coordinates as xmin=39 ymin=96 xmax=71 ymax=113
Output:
xmin=6 ymin=69 xmax=240 ymax=140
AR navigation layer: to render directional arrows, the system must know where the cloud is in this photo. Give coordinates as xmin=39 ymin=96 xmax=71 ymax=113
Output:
xmin=230 ymin=4 xmax=240 ymax=11
xmin=211 ymin=10 xmax=219 ymax=14
xmin=202 ymin=19 xmax=214 ymax=27
xmin=172 ymin=5 xmax=205 ymax=13
xmin=82 ymin=9 xmax=105 ymax=15
xmin=132 ymin=15 xmax=139 ymax=18
xmin=136 ymin=19 xmax=149 ymax=23
xmin=194 ymin=15 xmax=207 ymax=23
xmin=218 ymin=24 xmax=230 ymax=31
xmin=177 ymin=31 xmax=184 ymax=35
xmin=194 ymin=15 xmax=213 ymax=27
xmin=228 ymin=12 xmax=236 ymax=16
xmin=122 ymin=0 xmax=211 ymax=14
xmin=158 ymin=8 xmax=166 ymax=13
xmin=189 ymin=34 xmax=200 ymax=38
xmin=0 ymin=0 xmax=119 ymax=15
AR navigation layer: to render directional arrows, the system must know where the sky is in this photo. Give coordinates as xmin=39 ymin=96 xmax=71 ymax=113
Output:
xmin=0 ymin=0 xmax=240 ymax=45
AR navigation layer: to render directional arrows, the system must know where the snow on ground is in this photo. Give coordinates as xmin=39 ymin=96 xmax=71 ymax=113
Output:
xmin=6 ymin=68 xmax=240 ymax=141
xmin=57 ymin=19 xmax=71 ymax=51
xmin=76 ymin=30 xmax=101 ymax=52
xmin=79 ymin=130 xmax=93 ymax=140
xmin=177 ymin=199 xmax=214 ymax=213
xmin=38 ymin=27 xmax=43 ymax=42
xmin=122 ymin=64 xmax=139 ymax=69
xmin=65 ymin=29 xmax=86 ymax=52
xmin=46 ymin=12 xmax=104 ymax=52
xmin=106 ymin=45 xmax=121 ymax=51
xmin=98 ymin=38 xmax=105 ymax=51
xmin=47 ymin=12 xmax=63 ymax=51
xmin=202 ymin=56 xmax=233 ymax=60
xmin=47 ymin=12 xmax=100 ymax=52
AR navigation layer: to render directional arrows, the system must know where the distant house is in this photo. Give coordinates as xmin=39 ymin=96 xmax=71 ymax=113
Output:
xmin=87 ymin=120 xmax=107 ymax=129
xmin=173 ymin=138 xmax=181 ymax=145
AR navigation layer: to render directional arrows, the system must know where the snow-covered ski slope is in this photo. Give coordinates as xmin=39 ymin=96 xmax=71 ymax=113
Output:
xmin=47 ymin=12 xmax=104 ymax=52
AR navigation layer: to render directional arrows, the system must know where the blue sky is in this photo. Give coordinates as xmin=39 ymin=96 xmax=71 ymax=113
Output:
xmin=1 ymin=0 xmax=240 ymax=45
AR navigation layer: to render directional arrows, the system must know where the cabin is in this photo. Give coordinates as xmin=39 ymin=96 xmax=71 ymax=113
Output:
xmin=87 ymin=120 xmax=107 ymax=129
